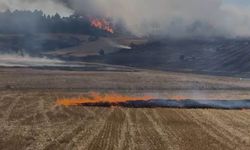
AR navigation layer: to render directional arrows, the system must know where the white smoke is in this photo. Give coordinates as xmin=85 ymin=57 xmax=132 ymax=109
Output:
xmin=63 ymin=0 xmax=250 ymax=38
xmin=0 ymin=0 xmax=73 ymax=16
xmin=1 ymin=0 xmax=250 ymax=38
xmin=107 ymin=40 xmax=132 ymax=50
xmin=0 ymin=54 xmax=64 ymax=67
xmin=221 ymin=3 xmax=250 ymax=37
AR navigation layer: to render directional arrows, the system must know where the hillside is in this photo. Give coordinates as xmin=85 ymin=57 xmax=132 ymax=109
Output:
xmin=81 ymin=38 xmax=250 ymax=77
xmin=2 ymin=33 xmax=250 ymax=77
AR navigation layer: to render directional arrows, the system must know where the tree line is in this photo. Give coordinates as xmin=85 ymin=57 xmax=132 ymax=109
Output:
xmin=0 ymin=10 xmax=110 ymax=35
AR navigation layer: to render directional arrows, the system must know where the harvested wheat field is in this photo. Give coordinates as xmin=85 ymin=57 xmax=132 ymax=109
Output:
xmin=0 ymin=91 xmax=250 ymax=150
xmin=0 ymin=68 xmax=250 ymax=150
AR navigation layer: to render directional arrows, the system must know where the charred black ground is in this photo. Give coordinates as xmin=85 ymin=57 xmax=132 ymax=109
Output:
xmin=79 ymin=99 xmax=250 ymax=109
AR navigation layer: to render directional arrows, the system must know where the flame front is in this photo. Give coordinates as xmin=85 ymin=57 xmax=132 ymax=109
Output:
xmin=169 ymin=95 xmax=186 ymax=101
xmin=90 ymin=18 xmax=114 ymax=33
xmin=56 ymin=92 xmax=152 ymax=106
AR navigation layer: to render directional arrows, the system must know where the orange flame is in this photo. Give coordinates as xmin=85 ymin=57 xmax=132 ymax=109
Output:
xmin=90 ymin=18 xmax=114 ymax=33
xmin=169 ymin=95 xmax=186 ymax=101
xmin=56 ymin=92 xmax=152 ymax=106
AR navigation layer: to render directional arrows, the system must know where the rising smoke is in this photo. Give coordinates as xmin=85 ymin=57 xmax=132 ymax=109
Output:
xmin=0 ymin=54 xmax=64 ymax=67
xmin=0 ymin=0 xmax=73 ymax=16
xmin=107 ymin=39 xmax=132 ymax=50
xmin=1 ymin=0 xmax=250 ymax=38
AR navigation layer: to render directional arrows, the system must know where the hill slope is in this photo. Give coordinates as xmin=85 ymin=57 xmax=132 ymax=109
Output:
xmin=81 ymin=38 xmax=250 ymax=76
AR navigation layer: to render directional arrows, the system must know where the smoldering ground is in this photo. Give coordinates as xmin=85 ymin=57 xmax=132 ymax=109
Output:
xmin=80 ymin=99 xmax=250 ymax=109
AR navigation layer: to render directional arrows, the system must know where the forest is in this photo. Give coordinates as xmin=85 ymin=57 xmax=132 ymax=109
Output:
xmin=0 ymin=10 xmax=111 ymax=35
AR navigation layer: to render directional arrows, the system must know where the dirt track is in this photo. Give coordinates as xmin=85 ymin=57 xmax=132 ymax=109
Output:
xmin=0 ymin=91 xmax=250 ymax=150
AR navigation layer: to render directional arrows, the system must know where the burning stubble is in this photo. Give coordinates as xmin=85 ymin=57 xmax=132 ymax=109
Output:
xmin=56 ymin=92 xmax=250 ymax=109
xmin=56 ymin=92 xmax=153 ymax=106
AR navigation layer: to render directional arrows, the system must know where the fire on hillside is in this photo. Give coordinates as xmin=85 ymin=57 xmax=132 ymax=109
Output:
xmin=90 ymin=18 xmax=114 ymax=34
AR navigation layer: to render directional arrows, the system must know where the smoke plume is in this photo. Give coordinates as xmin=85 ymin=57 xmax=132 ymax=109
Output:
xmin=0 ymin=0 xmax=73 ymax=16
xmin=0 ymin=54 xmax=64 ymax=67
xmin=107 ymin=40 xmax=132 ymax=50
xmin=1 ymin=0 xmax=250 ymax=38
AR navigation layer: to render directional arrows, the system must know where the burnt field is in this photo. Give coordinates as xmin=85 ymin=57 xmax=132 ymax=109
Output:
xmin=0 ymin=67 xmax=250 ymax=149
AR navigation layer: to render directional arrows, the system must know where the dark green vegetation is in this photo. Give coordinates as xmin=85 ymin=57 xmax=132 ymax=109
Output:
xmin=0 ymin=34 xmax=81 ymax=55
xmin=0 ymin=10 xmax=111 ymax=35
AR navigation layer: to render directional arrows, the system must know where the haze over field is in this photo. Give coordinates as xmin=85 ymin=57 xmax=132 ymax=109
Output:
xmin=0 ymin=54 xmax=64 ymax=67
xmin=0 ymin=0 xmax=250 ymax=38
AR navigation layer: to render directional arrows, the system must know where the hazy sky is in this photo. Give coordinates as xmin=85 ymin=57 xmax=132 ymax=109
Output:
xmin=0 ymin=0 xmax=249 ymax=16
xmin=224 ymin=0 xmax=250 ymax=5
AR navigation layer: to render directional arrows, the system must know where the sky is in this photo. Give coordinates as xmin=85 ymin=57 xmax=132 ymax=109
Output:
xmin=224 ymin=0 xmax=250 ymax=5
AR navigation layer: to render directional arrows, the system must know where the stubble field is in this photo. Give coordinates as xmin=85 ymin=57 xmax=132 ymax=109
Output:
xmin=0 ymin=67 xmax=250 ymax=150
